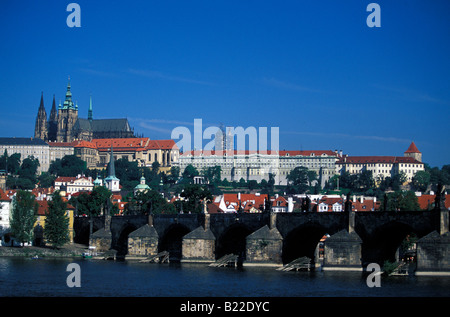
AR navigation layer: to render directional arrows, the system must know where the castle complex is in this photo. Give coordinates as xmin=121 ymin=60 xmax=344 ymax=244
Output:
xmin=34 ymin=77 xmax=135 ymax=143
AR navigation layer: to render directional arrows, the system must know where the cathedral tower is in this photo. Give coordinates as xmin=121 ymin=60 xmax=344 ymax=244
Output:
xmin=56 ymin=77 xmax=78 ymax=142
xmin=34 ymin=92 xmax=48 ymax=140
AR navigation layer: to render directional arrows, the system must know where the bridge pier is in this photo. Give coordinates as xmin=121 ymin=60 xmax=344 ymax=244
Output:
xmin=416 ymin=206 xmax=450 ymax=275
xmin=245 ymin=223 xmax=283 ymax=266
xmin=321 ymin=207 xmax=362 ymax=271
xmin=322 ymin=229 xmax=363 ymax=271
xmin=181 ymin=214 xmax=216 ymax=263
xmin=126 ymin=216 xmax=159 ymax=259
xmin=90 ymin=215 xmax=113 ymax=252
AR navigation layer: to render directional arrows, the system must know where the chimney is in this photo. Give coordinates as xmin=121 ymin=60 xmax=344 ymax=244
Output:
xmin=360 ymin=195 xmax=364 ymax=203
xmin=353 ymin=195 xmax=356 ymax=203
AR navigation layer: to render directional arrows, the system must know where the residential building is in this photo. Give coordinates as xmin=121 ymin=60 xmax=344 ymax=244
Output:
xmin=34 ymin=196 xmax=75 ymax=245
xmin=54 ymin=175 xmax=94 ymax=194
xmin=209 ymin=193 xmax=294 ymax=213
xmin=0 ymin=188 xmax=12 ymax=242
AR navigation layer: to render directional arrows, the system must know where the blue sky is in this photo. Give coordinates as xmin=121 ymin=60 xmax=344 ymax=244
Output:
xmin=0 ymin=0 xmax=449 ymax=167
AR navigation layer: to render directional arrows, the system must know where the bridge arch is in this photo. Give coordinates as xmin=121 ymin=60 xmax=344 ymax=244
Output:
xmin=114 ymin=223 xmax=139 ymax=259
xmin=361 ymin=221 xmax=417 ymax=265
xmin=282 ymin=223 xmax=330 ymax=265
xmin=73 ymin=221 xmax=101 ymax=245
xmin=159 ymin=223 xmax=191 ymax=262
xmin=215 ymin=223 xmax=253 ymax=262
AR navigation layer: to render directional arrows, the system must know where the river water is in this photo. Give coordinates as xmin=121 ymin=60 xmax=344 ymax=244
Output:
xmin=1 ymin=257 xmax=449 ymax=298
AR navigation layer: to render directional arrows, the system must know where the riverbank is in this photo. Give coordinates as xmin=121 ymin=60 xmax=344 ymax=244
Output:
xmin=0 ymin=243 xmax=87 ymax=258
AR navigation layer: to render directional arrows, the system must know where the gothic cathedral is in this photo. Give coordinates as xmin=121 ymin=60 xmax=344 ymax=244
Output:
xmin=34 ymin=78 xmax=136 ymax=142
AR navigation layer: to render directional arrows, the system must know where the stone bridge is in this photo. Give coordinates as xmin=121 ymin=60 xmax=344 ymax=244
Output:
xmin=73 ymin=208 xmax=450 ymax=274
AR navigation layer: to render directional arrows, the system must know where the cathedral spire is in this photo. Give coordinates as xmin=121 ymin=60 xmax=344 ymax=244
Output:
xmin=34 ymin=92 xmax=48 ymax=140
xmin=108 ymin=143 xmax=116 ymax=178
xmin=63 ymin=76 xmax=75 ymax=109
xmin=48 ymin=94 xmax=58 ymax=142
xmin=39 ymin=91 xmax=44 ymax=107
xmin=88 ymin=94 xmax=93 ymax=121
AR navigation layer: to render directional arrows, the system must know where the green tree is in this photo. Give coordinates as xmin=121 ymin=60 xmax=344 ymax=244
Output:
xmin=412 ymin=170 xmax=431 ymax=192
xmin=356 ymin=170 xmax=375 ymax=192
xmin=38 ymin=172 xmax=56 ymax=188
xmin=70 ymin=186 xmax=112 ymax=217
xmin=89 ymin=186 xmax=113 ymax=216
xmin=167 ymin=166 xmax=180 ymax=184
xmin=44 ymin=191 xmax=70 ymax=249
xmin=180 ymin=184 xmax=213 ymax=213
xmin=49 ymin=155 xmax=86 ymax=177
xmin=182 ymin=164 xmax=199 ymax=183
xmin=247 ymin=180 xmax=258 ymax=191
xmin=7 ymin=153 xmax=21 ymax=175
xmin=386 ymin=191 xmax=420 ymax=211
xmin=286 ymin=166 xmax=309 ymax=194
xmin=202 ymin=166 xmax=221 ymax=185
xmin=18 ymin=156 xmax=40 ymax=183
xmin=10 ymin=190 xmax=38 ymax=245
xmin=128 ymin=189 xmax=170 ymax=215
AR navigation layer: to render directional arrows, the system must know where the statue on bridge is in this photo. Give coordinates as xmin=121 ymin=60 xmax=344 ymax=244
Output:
xmin=301 ymin=196 xmax=311 ymax=212
xmin=435 ymin=183 xmax=447 ymax=212
xmin=344 ymin=193 xmax=352 ymax=213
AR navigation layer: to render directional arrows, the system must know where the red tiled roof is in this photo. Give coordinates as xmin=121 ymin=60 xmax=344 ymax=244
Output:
xmin=417 ymin=194 xmax=450 ymax=210
xmin=0 ymin=188 xmax=11 ymax=202
xmin=48 ymin=141 xmax=74 ymax=147
xmin=221 ymin=193 xmax=269 ymax=212
xmin=36 ymin=200 xmax=48 ymax=216
xmin=337 ymin=156 xmax=422 ymax=164
xmin=180 ymin=150 xmax=336 ymax=157
xmin=93 ymin=138 xmax=150 ymax=152
xmin=145 ymin=139 xmax=178 ymax=150
xmin=55 ymin=176 xmax=77 ymax=183
xmin=405 ymin=142 xmax=420 ymax=153
xmin=71 ymin=140 xmax=97 ymax=149
xmin=279 ymin=150 xmax=338 ymax=157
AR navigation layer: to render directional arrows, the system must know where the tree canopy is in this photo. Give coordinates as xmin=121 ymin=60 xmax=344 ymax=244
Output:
xmin=10 ymin=190 xmax=38 ymax=245
xmin=44 ymin=191 xmax=70 ymax=248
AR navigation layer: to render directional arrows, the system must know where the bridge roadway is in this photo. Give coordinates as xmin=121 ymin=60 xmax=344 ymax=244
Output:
xmin=73 ymin=209 xmax=449 ymax=272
